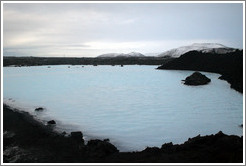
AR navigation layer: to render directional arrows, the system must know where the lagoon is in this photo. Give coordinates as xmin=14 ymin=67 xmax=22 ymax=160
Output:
xmin=3 ymin=65 xmax=243 ymax=152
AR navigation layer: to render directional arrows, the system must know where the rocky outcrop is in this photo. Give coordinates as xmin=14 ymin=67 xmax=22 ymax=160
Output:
xmin=34 ymin=107 xmax=44 ymax=111
xmin=70 ymin=131 xmax=84 ymax=145
xmin=86 ymin=139 xmax=119 ymax=158
xmin=157 ymin=50 xmax=243 ymax=93
xmin=47 ymin=120 xmax=56 ymax=125
xmin=183 ymin=72 xmax=211 ymax=85
xmin=106 ymin=131 xmax=243 ymax=163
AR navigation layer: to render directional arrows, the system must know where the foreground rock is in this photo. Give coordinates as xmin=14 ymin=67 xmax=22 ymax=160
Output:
xmin=3 ymin=104 xmax=243 ymax=163
xmin=183 ymin=72 xmax=211 ymax=85
xmin=70 ymin=131 xmax=84 ymax=145
xmin=106 ymin=131 xmax=243 ymax=163
xmin=86 ymin=139 xmax=119 ymax=158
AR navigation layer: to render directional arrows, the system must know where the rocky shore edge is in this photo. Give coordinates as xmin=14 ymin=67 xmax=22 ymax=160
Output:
xmin=157 ymin=50 xmax=243 ymax=93
xmin=3 ymin=104 xmax=243 ymax=163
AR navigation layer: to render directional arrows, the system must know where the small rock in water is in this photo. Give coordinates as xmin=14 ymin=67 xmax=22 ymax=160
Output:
xmin=47 ymin=120 xmax=56 ymax=125
xmin=103 ymin=138 xmax=110 ymax=142
xmin=183 ymin=71 xmax=211 ymax=85
xmin=35 ymin=107 xmax=44 ymax=111
xmin=240 ymin=124 xmax=243 ymax=128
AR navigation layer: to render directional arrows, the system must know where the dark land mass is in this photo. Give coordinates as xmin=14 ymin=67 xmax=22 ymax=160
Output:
xmin=3 ymin=104 xmax=243 ymax=163
xmin=3 ymin=56 xmax=172 ymax=66
xmin=157 ymin=50 xmax=243 ymax=93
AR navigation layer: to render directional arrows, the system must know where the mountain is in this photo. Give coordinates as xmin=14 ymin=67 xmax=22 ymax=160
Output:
xmin=158 ymin=43 xmax=239 ymax=58
xmin=144 ymin=52 xmax=161 ymax=57
xmin=97 ymin=52 xmax=145 ymax=58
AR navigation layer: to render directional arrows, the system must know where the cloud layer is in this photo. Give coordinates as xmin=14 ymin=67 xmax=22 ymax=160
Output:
xmin=3 ymin=3 xmax=243 ymax=57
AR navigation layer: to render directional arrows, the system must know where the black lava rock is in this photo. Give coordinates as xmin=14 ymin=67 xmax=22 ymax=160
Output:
xmin=161 ymin=142 xmax=173 ymax=150
xmin=184 ymin=72 xmax=211 ymax=85
xmin=70 ymin=131 xmax=84 ymax=145
xmin=35 ymin=107 xmax=44 ymax=111
xmin=47 ymin=120 xmax=56 ymax=125
xmin=87 ymin=139 xmax=119 ymax=157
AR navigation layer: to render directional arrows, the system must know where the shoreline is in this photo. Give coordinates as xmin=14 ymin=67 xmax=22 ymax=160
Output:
xmin=157 ymin=50 xmax=243 ymax=93
xmin=3 ymin=56 xmax=171 ymax=67
xmin=3 ymin=104 xmax=243 ymax=163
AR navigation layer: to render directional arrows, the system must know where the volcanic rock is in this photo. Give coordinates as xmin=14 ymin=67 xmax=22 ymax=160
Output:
xmin=47 ymin=120 xmax=56 ymax=125
xmin=184 ymin=72 xmax=211 ymax=85
xmin=70 ymin=131 xmax=84 ymax=145
xmin=86 ymin=139 xmax=119 ymax=157
xmin=34 ymin=107 xmax=44 ymax=111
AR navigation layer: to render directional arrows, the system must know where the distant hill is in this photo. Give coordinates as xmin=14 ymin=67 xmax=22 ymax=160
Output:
xmin=158 ymin=43 xmax=239 ymax=58
xmin=97 ymin=52 xmax=145 ymax=58
xmin=3 ymin=56 xmax=169 ymax=66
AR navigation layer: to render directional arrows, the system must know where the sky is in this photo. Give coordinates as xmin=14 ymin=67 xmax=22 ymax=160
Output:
xmin=2 ymin=2 xmax=244 ymax=57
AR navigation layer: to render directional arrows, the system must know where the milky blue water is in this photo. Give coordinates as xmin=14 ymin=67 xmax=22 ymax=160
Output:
xmin=3 ymin=65 xmax=243 ymax=152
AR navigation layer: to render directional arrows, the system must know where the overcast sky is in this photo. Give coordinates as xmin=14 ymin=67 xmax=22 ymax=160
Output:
xmin=3 ymin=2 xmax=243 ymax=57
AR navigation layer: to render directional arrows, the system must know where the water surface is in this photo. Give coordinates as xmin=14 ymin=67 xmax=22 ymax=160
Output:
xmin=3 ymin=65 xmax=243 ymax=151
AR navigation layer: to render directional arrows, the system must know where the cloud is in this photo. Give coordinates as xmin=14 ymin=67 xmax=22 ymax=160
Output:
xmin=3 ymin=3 xmax=243 ymax=57
xmin=3 ymin=39 xmax=225 ymax=57
xmin=119 ymin=18 xmax=136 ymax=25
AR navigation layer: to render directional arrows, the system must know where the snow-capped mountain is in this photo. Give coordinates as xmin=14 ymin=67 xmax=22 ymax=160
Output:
xmin=97 ymin=52 xmax=145 ymax=58
xmin=158 ymin=43 xmax=238 ymax=58
xmin=127 ymin=52 xmax=145 ymax=57
xmin=144 ymin=52 xmax=161 ymax=57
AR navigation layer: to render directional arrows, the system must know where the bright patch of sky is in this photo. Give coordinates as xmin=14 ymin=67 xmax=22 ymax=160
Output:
xmin=2 ymin=2 xmax=243 ymax=57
